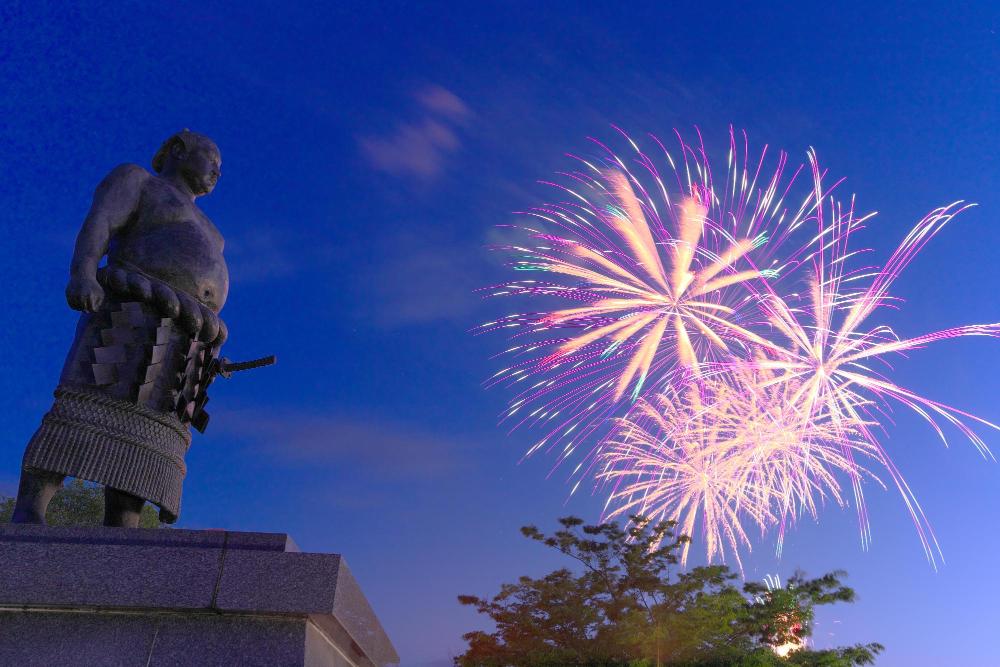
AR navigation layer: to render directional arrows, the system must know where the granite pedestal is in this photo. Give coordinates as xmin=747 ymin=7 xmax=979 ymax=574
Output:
xmin=0 ymin=524 xmax=399 ymax=666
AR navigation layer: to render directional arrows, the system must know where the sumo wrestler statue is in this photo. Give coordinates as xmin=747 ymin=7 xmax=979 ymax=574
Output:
xmin=11 ymin=130 xmax=238 ymax=527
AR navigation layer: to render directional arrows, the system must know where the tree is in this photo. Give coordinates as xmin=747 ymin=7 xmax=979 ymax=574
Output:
xmin=456 ymin=517 xmax=882 ymax=667
xmin=0 ymin=479 xmax=162 ymax=528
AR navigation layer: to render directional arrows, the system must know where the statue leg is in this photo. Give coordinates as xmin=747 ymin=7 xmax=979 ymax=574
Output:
xmin=11 ymin=468 xmax=66 ymax=524
xmin=103 ymin=486 xmax=146 ymax=528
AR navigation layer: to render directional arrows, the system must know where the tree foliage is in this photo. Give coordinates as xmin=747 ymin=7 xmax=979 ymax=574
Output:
xmin=0 ymin=479 xmax=161 ymax=528
xmin=456 ymin=517 xmax=881 ymax=667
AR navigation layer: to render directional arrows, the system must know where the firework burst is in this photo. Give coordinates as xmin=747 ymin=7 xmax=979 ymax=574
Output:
xmin=481 ymin=128 xmax=821 ymax=475
xmin=599 ymin=364 xmax=883 ymax=570
xmin=483 ymin=128 xmax=999 ymax=566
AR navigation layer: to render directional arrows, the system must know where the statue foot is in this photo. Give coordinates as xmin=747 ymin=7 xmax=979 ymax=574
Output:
xmin=103 ymin=487 xmax=145 ymax=528
xmin=10 ymin=468 xmax=65 ymax=525
xmin=10 ymin=507 xmax=46 ymax=525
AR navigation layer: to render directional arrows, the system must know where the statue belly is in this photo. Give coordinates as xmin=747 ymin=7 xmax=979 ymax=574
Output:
xmin=110 ymin=223 xmax=229 ymax=312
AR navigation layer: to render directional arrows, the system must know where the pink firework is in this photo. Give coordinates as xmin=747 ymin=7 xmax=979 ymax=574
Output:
xmin=599 ymin=364 xmax=883 ymax=570
xmin=483 ymin=129 xmax=999 ymax=566
xmin=598 ymin=150 xmax=998 ymax=567
xmin=746 ymin=152 xmax=999 ymax=565
xmin=481 ymin=128 xmax=822 ymax=480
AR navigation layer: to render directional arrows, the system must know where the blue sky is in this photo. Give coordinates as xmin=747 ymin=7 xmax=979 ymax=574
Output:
xmin=1 ymin=2 xmax=998 ymax=664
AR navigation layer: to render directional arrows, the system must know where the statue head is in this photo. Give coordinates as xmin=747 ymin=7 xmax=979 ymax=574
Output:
xmin=152 ymin=130 xmax=222 ymax=197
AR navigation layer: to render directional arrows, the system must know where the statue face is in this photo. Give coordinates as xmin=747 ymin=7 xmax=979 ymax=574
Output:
xmin=176 ymin=143 xmax=222 ymax=196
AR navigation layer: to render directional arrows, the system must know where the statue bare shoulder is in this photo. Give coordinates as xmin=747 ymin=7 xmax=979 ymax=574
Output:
xmin=67 ymin=133 xmax=229 ymax=314
xmin=65 ymin=163 xmax=150 ymax=312
xmin=91 ymin=163 xmax=151 ymax=218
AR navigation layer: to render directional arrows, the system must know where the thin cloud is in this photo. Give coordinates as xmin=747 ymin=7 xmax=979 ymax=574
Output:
xmin=215 ymin=409 xmax=468 ymax=479
xmin=357 ymin=230 xmax=486 ymax=328
xmin=225 ymin=227 xmax=299 ymax=283
xmin=359 ymin=85 xmax=471 ymax=183
xmin=415 ymin=86 xmax=470 ymax=121
xmin=224 ymin=225 xmax=339 ymax=284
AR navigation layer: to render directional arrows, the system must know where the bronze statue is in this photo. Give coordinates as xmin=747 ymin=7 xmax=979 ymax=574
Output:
xmin=11 ymin=130 xmax=268 ymax=528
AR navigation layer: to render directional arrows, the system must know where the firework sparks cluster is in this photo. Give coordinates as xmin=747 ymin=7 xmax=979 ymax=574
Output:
xmin=481 ymin=128 xmax=998 ymax=568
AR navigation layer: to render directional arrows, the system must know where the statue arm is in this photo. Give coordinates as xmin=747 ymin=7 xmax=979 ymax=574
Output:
xmin=66 ymin=164 xmax=148 ymax=312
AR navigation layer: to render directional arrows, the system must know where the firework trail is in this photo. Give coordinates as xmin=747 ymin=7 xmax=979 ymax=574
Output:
xmin=483 ymin=128 xmax=999 ymax=567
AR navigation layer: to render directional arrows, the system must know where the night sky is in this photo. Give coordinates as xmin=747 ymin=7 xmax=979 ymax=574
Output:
xmin=2 ymin=2 xmax=998 ymax=665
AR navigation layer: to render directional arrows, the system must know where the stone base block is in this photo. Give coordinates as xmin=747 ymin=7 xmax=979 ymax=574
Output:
xmin=0 ymin=524 xmax=398 ymax=667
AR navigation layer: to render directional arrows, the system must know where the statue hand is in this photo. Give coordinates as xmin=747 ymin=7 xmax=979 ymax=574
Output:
xmin=66 ymin=276 xmax=105 ymax=312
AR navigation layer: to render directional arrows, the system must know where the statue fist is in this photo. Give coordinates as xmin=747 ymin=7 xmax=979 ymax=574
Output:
xmin=66 ymin=276 xmax=105 ymax=312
